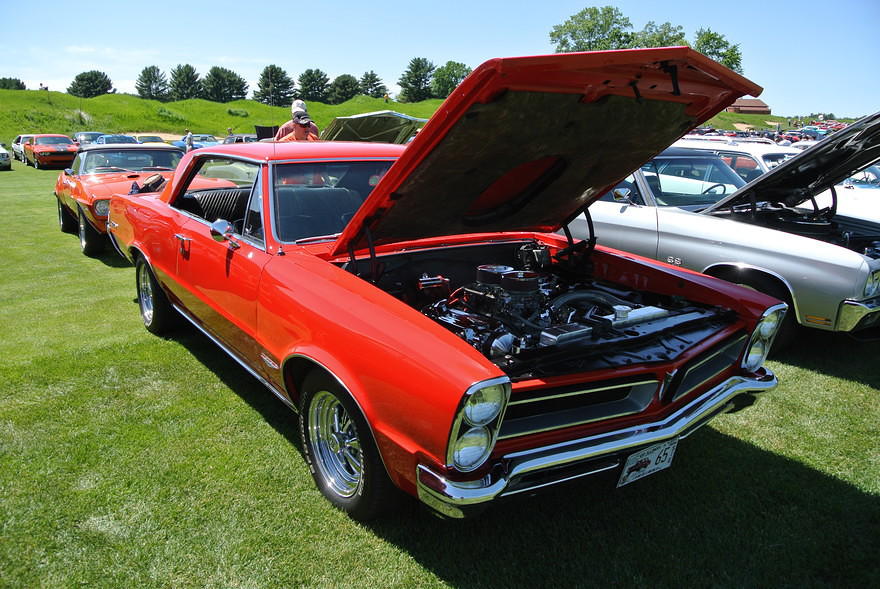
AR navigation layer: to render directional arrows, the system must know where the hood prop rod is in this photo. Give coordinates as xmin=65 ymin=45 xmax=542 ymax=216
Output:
xmin=660 ymin=62 xmax=681 ymax=96
xmin=347 ymin=225 xmax=380 ymax=283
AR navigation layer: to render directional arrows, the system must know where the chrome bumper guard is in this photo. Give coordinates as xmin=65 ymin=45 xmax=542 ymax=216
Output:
xmin=417 ymin=371 xmax=777 ymax=518
xmin=836 ymin=297 xmax=880 ymax=332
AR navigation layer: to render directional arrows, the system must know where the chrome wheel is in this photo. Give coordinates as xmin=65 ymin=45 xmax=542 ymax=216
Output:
xmin=137 ymin=263 xmax=155 ymax=326
xmin=308 ymin=390 xmax=363 ymax=498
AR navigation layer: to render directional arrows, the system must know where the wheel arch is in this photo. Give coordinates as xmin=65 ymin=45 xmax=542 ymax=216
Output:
xmin=703 ymin=262 xmax=800 ymax=320
xmin=283 ymin=353 xmax=403 ymax=489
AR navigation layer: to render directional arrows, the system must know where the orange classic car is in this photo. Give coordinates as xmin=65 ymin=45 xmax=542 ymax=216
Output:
xmin=54 ymin=143 xmax=184 ymax=255
xmin=24 ymin=134 xmax=78 ymax=168
xmin=107 ymin=48 xmax=785 ymax=520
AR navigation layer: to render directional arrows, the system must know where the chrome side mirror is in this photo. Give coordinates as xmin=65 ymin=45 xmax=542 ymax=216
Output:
xmin=612 ymin=187 xmax=633 ymax=202
xmin=64 ymin=168 xmax=74 ymax=176
xmin=210 ymin=219 xmax=240 ymax=249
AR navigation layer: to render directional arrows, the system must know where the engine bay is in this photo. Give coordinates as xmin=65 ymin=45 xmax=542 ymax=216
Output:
xmin=344 ymin=240 xmax=738 ymax=378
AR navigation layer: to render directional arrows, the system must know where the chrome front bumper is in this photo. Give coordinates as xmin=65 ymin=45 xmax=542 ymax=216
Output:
xmin=417 ymin=371 xmax=777 ymax=518
xmin=836 ymin=296 xmax=880 ymax=332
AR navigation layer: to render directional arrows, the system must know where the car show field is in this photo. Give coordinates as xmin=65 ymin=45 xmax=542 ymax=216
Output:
xmin=0 ymin=145 xmax=877 ymax=586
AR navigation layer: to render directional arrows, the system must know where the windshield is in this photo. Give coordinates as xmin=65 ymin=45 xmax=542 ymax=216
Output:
xmin=81 ymin=149 xmax=183 ymax=173
xmin=195 ymin=135 xmax=217 ymax=142
xmin=272 ymin=160 xmax=395 ymax=242
xmin=36 ymin=136 xmax=73 ymax=145
xmin=137 ymin=136 xmax=163 ymax=143
xmin=101 ymin=135 xmax=137 ymax=143
xmin=844 ymin=163 xmax=880 ymax=188
xmin=642 ymin=155 xmax=746 ymax=208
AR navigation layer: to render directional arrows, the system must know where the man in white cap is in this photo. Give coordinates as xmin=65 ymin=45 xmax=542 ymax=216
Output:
xmin=274 ymin=99 xmax=320 ymax=140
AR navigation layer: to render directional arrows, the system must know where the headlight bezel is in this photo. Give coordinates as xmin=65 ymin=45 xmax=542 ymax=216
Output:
xmin=446 ymin=377 xmax=511 ymax=473
xmin=742 ymin=303 xmax=787 ymax=372
xmin=93 ymin=199 xmax=110 ymax=216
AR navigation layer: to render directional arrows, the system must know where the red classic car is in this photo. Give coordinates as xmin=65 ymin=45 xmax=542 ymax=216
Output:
xmin=54 ymin=144 xmax=185 ymax=255
xmin=108 ymin=48 xmax=785 ymax=520
xmin=24 ymin=134 xmax=78 ymax=168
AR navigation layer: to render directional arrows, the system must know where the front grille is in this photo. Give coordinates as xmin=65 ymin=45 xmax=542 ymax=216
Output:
xmin=498 ymin=378 xmax=659 ymax=440
xmin=497 ymin=332 xmax=749 ymax=441
xmin=669 ymin=333 xmax=747 ymax=402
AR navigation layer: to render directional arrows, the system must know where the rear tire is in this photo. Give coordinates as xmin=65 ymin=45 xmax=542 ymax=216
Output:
xmin=77 ymin=207 xmax=104 ymax=256
xmin=299 ymin=371 xmax=395 ymax=521
xmin=135 ymin=257 xmax=177 ymax=335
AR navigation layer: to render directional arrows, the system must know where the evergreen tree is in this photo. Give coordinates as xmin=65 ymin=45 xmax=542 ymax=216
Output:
xmin=169 ymin=64 xmax=203 ymax=101
xmin=67 ymin=70 xmax=113 ymax=98
xmin=327 ymin=74 xmax=360 ymax=105
xmin=430 ymin=61 xmax=471 ymax=98
xmin=135 ymin=65 xmax=170 ymax=101
xmin=253 ymin=64 xmax=295 ymax=106
xmin=358 ymin=71 xmax=387 ymax=98
xmin=398 ymin=58 xmax=434 ymax=103
xmin=202 ymin=67 xmax=248 ymax=103
xmin=297 ymin=69 xmax=329 ymax=102
xmin=0 ymin=77 xmax=26 ymax=90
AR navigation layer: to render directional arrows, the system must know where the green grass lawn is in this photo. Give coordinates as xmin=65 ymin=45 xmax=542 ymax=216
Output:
xmin=0 ymin=160 xmax=877 ymax=587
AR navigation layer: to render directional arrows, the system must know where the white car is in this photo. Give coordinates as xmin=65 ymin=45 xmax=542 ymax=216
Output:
xmin=810 ymin=162 xmax=880 ymax=223
xmin=0 ymin=142 xmax=11 ymax=170
xmin=674 ymin=138 xmax=800 ymax=183
xmin=11 ymin=134 xmax=34 ymax=162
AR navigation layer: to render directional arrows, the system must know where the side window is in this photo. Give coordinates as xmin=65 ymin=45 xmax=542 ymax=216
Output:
xmin=172 ymin=157 xmax=260 ymax=225
xmin=242 ymin=169 xmax=264 ymax=245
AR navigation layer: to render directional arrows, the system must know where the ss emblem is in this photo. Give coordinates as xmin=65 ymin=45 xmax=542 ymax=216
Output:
xmin=666 ymin=256 xmax=682 ymax=266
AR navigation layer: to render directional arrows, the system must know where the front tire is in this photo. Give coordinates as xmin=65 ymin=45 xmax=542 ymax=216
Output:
xmin=57 ymin=199 xmax=76 ymax=233
xmin=135 ymin=257 xmax=177 ymax=335
xmin=299 ymin=372 xmax=395 ymax=521
xmin=77 ymin=207 xmax=104 ymax=256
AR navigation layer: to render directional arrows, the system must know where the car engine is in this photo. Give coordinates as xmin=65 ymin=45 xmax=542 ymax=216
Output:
xmin=414 ymin=243 xmax=734 ymax=377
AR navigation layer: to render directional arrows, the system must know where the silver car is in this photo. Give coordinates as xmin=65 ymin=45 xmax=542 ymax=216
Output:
xmin=568 ymin=114 xmax=880 ymax=346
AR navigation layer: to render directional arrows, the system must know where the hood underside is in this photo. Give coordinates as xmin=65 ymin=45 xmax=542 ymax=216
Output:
xmin=332 ymin=47 xmax=762 ymax=256
xmin=704 ymin=111 xmax=880 ymax=212
xmin=321 ymin=110 xmax=428 ymax=144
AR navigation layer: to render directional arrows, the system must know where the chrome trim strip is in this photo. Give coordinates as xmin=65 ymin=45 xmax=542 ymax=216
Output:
xmin=417 ymin=370 xmax=776 ymax=518
xmin=171 ymin=303 xmax=295 ymax=411
xmin=508 ymin=379 xmax=657 ymax=406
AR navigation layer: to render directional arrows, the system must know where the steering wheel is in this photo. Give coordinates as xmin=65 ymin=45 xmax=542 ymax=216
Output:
xmin=702 ymin=183 xmax=727 ymax=195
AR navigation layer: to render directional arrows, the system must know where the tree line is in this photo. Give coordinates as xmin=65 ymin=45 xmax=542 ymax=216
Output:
xmin=44 ymin=58 xmax=472 ymax=105
xmin=2 ymin=7 xmax=746 ymax=105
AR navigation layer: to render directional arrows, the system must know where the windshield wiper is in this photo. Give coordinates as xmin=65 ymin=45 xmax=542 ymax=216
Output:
xmin=140 ymin=166 xmax=174 ymax=171
xmin=294 ymin=233 xmax=341 ymax=244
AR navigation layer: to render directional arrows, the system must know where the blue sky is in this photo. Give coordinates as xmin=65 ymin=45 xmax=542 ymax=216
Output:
xmin=1 ymin=0 xmax=877 ymax=118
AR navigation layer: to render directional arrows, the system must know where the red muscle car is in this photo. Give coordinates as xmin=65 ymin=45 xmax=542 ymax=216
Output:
xmin=107 ymin=48 xmax=785 ymax=520
xmin=24 ymin=134 xmax=78 ymax=169
xmin=54 ymin=144 xmax=185 ymax=255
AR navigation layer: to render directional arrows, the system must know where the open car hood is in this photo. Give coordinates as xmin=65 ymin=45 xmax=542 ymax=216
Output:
xmin=332 ymin=47 xmax=761 ymax=256
xmin=321 ymin=110 xmax=428 ymax=143
xmin=703 ymin=111 xmax=880 ymax=212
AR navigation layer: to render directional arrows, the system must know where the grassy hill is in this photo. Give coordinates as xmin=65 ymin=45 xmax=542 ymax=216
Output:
xmin=0 ymin=89 xmax=853 ymax=145
xmin=0 ymin=90 xmax=443 ymax=144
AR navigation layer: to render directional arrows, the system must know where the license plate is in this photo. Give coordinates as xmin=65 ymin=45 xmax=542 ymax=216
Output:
xmin=617 ymin=438 xmax=678 ymax=487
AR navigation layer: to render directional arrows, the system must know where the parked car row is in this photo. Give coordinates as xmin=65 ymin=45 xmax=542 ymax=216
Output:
xmin=46 ymin=48 xmax=792 ymax=521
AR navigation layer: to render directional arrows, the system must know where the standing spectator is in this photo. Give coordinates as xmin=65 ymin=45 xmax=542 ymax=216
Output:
xmin=278 ymin=112 xmax=319 ymax=142
xmin=183 ymin=128 xmax=193 ymax=152
xmin=226 ymin=127 xmax=233 ymax=137
xmin=275 ymin=100 xmax=320 ymax=140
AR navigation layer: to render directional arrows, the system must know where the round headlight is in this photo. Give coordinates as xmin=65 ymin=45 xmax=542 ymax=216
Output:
xmin=757 ymin=310 xmax=782 ymax=339
xmin=743 ymin=338 xmax=767 ymax=372
xmin=93 ymin=199 xmax=110 ymax=216
xmin=463 ymin=384 xmax=506 ymax=426
xmin=452 ymin=426 xmax=491 ymax=471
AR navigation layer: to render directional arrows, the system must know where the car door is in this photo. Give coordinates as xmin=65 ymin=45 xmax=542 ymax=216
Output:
xmin=171 ymin=159 xmax=271 ymax=365
xmin=586 ymin=173 xmax=660 ymax=259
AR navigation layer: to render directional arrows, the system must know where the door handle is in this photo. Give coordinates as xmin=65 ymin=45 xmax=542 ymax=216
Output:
xmin=174 ymin=233 xmax=192 ymax=255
